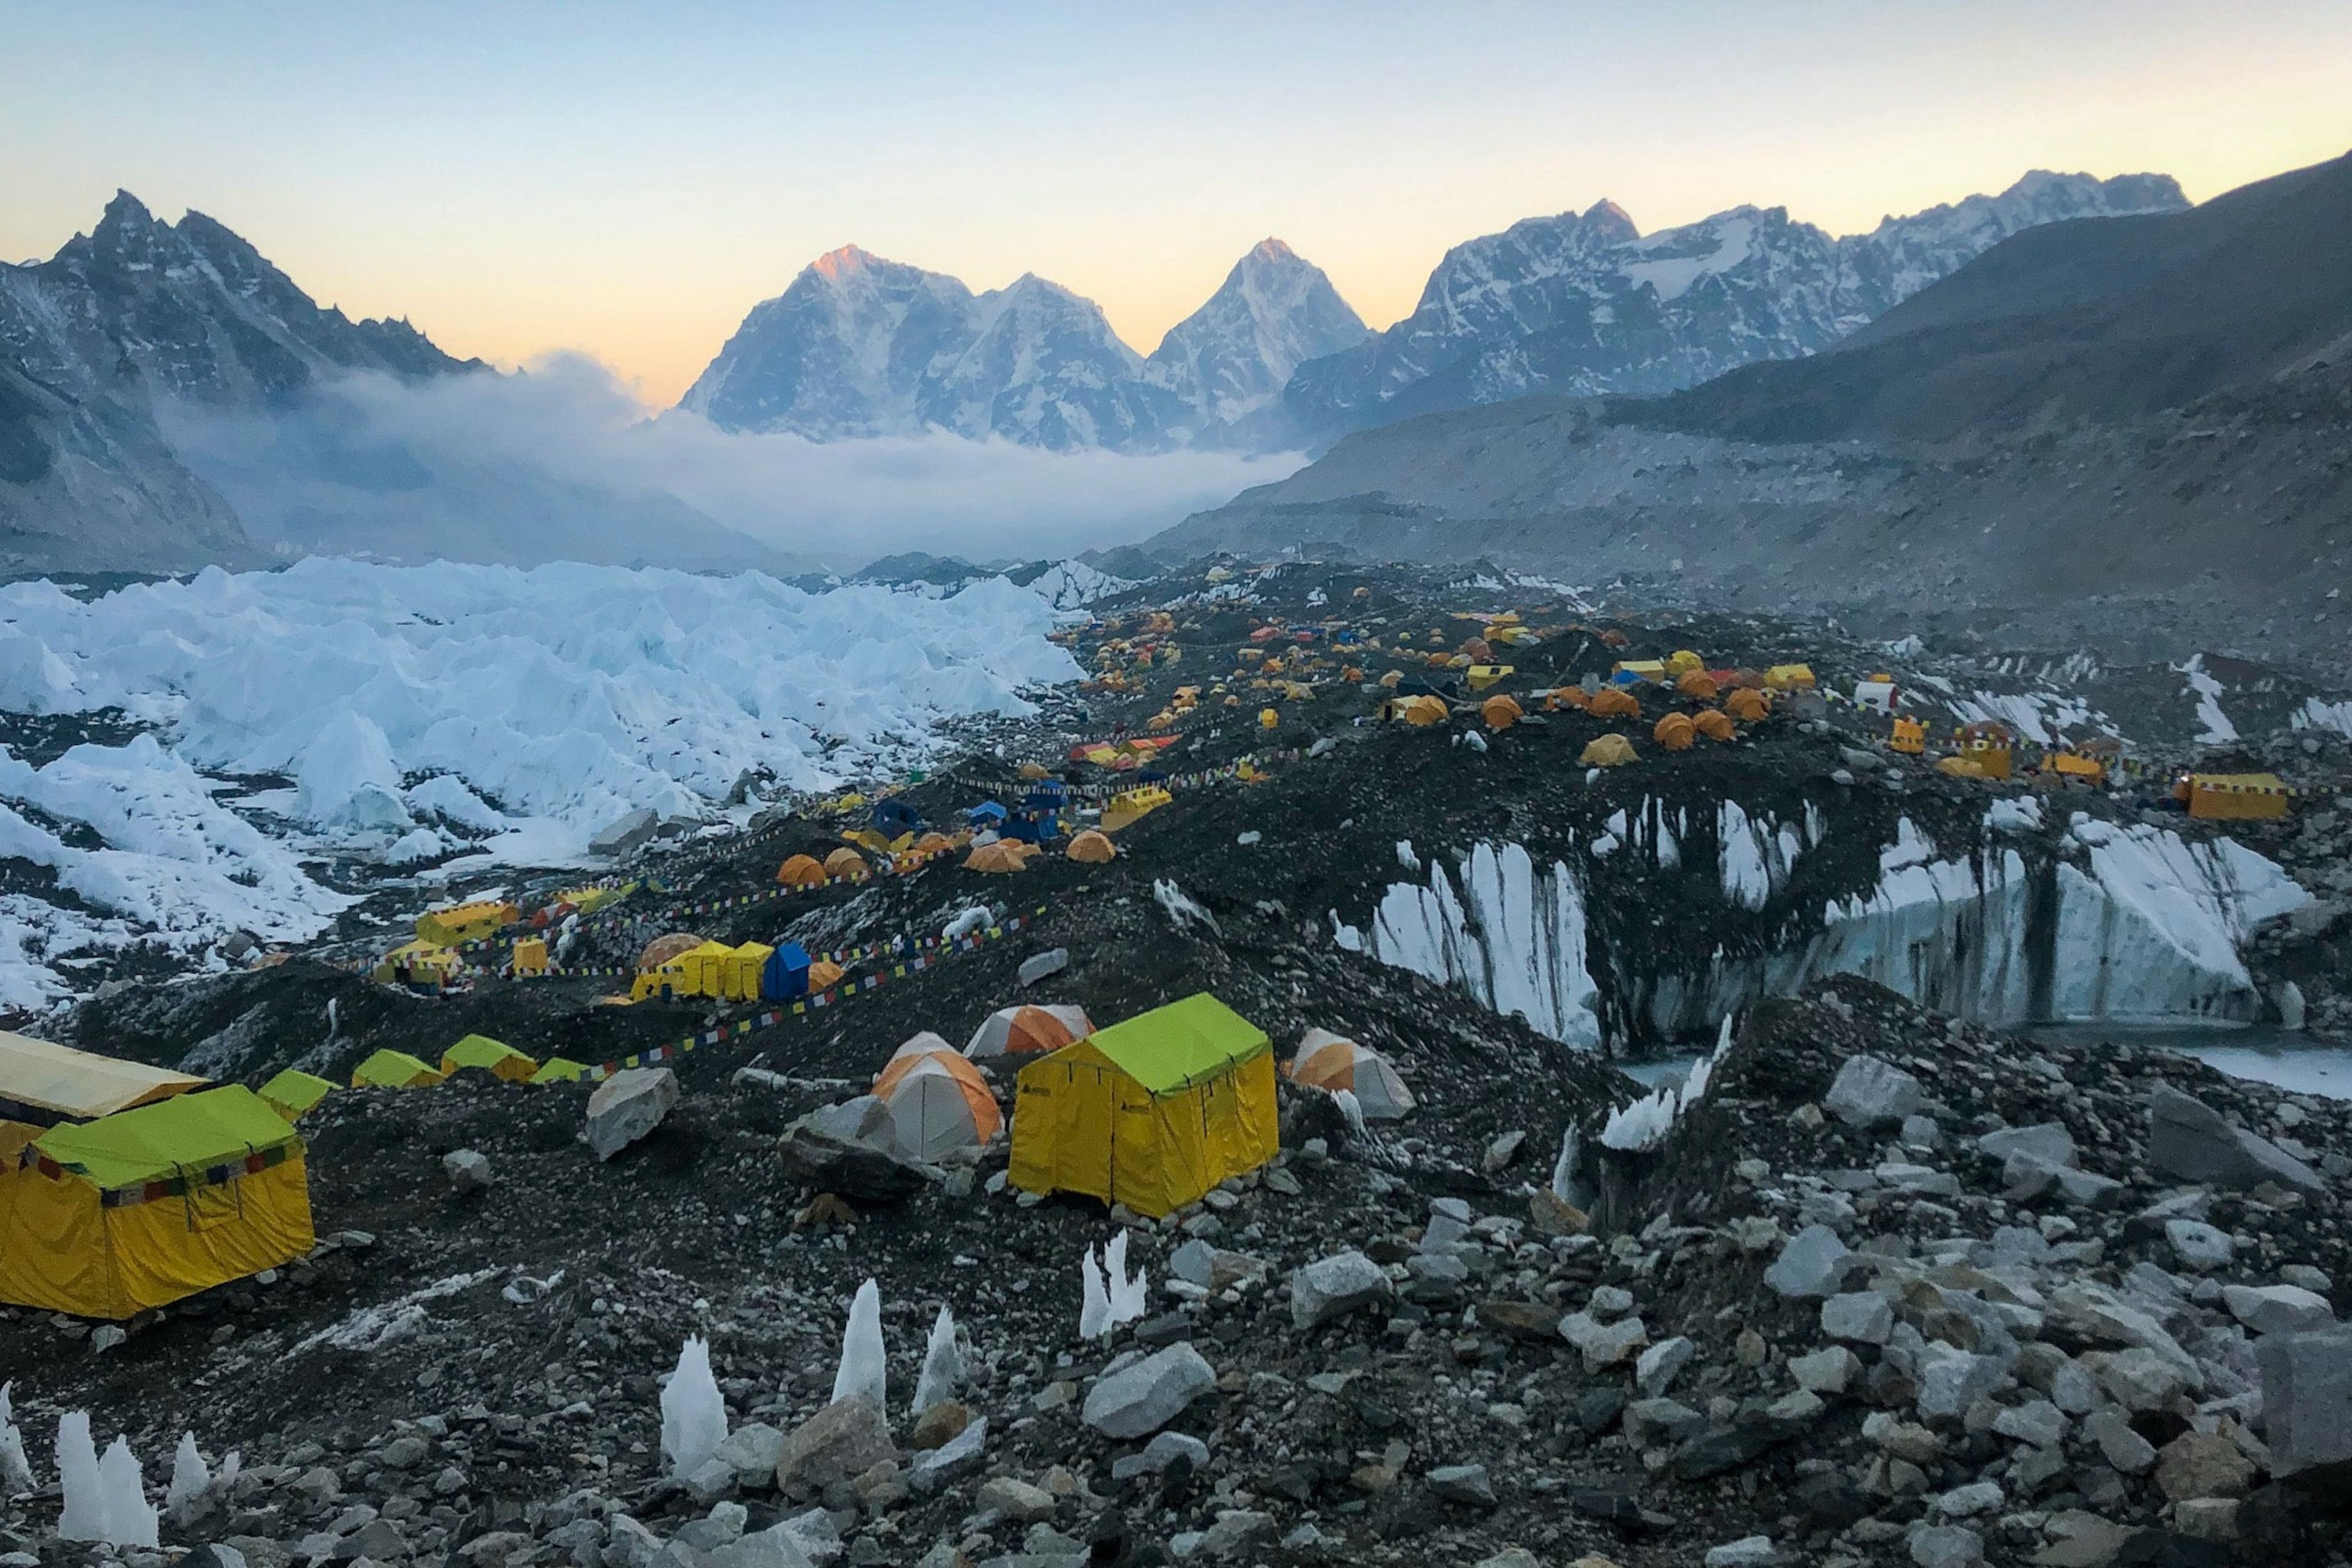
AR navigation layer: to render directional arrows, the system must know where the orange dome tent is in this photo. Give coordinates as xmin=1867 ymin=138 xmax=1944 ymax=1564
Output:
xmin=806 ymin=959 xmax=844 ymax=992
xmin=1065 ymin=830 xmax=1116 ymax=864
xmin=1481 ymin=694 xmax=1524 ymax=730
xmin=1676 ymin=670 xmax=1720 ymax=701
xmin=915 ymin=831 xmax=958 ymax=856
xmin=776 ymin=854 xmax=827 ymax=888
xmin=1546 ymin=687 xmax=1591 ymax=712
xmin=1724 ymin=688 xmax=1771 ymax=722
xmin=1589 ymin=687 xmax=1642 ymax=720
xmin=1655 ymin=712 xmax=1697 ymax=751
xmin=966 ymin=1004 xmax=1094 ymax=1060
xmin=824 ymin=847 xmax=867 ymax=879
xmin=964 ymin=841 xmax=1030 ymax=873
xmin=1287 ymin=1028 xmax=1416 ymax=1120
xmin=1694 ymin=708 xmax=1736 ymax=743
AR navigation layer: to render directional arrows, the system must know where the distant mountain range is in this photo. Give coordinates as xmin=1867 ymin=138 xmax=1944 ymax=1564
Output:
xmin=0 ymin=166 xmax=2211 ymax=576
xmin=0 ymin=194 xmax=792 ymax=576
xmin=678 ymin=237 xmax=1368 ymax=451
xmin=681 ymin=171 xmax=2185 ymax=455
xmin=1160 ymin=152 xmax=2352 ymax=663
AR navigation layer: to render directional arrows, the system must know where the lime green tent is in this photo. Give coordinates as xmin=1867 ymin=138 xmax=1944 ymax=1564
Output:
xmin=256 ymin=1068 xmax=336 ymax=1120
xmin=0 ymin=1086 xmax=315 ymax=1318
xmin=439 ymin=1034 xmax=538 ymax=1083
xmin=351 ymin=1049 xmax=444 ymax=1089
xmin=1008 ymin=993 xmax=1278 ymax=1217
xmin=528 ymin=1057 xmax=590 ymax=1084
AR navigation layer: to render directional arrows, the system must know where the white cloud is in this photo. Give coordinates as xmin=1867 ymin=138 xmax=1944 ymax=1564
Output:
xmin=171 ymin=354 xmax=1301 ymax=571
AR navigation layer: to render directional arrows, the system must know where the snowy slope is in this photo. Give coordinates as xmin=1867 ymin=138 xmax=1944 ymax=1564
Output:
xmin=1144 ymin=240 xmax=1369 ymax=424
xmin=1282 ymin=171 xmax=2187 ymax=435
xmin=0 ymin=560 xmax=1082 ymax=857
xmin=680 ymin=240 xmax=1362 ymax=451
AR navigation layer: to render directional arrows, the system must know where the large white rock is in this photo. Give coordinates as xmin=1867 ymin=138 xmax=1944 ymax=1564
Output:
xmin=586 ymin=1067 xmax=679 ymax=1161
xmin=2258 ymin=1325 xmax=2352 ymax=1478
xmin=2223 ymin=1283 xmax=2336 ymax=1337
xmin=1289 ymin=1250 xmax=1393 ymax=1330
xmin=1083 ymin=1344 xmax=1217 ymax=1440
xmin=1824 ymin=1055 xmax=1922 ymax=1128
xmin=1764 ymin=1225 xmax=1852 ymax=1299
xmin=2147 ymin=1083 xmax=2322 ymax=1191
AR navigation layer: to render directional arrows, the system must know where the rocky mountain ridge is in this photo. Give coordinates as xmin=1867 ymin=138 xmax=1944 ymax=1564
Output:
xmin=0 ymin=193 xmax=790 ymax=576
xmin=1272 ymin=171 xmax=2187 ymax=446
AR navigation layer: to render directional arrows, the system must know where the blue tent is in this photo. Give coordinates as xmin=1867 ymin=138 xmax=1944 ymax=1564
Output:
xmin=872 ymin=799 xmax=923 ymax=835
xmin=968 ymin=801 xmax=1008 ymax=828
xmin=762 ymin=942 xmax=813 ymax=1001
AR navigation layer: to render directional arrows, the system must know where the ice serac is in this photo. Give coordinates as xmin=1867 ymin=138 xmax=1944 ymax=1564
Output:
xmin=1340 ymin=809 xmax=2304 ymax=1047
xmin=1280 ymin=172 xmax=2187 ymax=437
xmin=1335 ymin=840 xmax=1602 ymax=1050
xmin=1144 ymin=239 xmax=1370 ymax=425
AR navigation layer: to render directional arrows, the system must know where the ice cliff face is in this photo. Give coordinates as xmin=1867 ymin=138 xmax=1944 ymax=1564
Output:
xmin=1338 ymin=805 xmax=2307 ymax=1050
xmin=1332 ymin=841 xmax=1602 ymax=1050
xmin=1281 ymin=171 xmax=2187 ymax=437
xmin=680 ymin=240 xmax=1360 ymax=451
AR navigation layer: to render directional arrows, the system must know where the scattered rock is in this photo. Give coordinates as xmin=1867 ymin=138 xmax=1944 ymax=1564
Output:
xmin=1824 ymin=1054 xmax=1922 ymax=1128
xmin=1083 ymin=1344 xmax=1216 ymax=1439
xmin=586 ymin=1067 xmax=680 ymax=1161
xmin=1289 ymin=1250 xmax=1393 ymax=1330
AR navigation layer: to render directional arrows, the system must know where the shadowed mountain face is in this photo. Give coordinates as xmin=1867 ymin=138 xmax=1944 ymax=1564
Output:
xmin=0 ymin=194 xmax=792 ymax=576
xmin=1628 ymin=153 xmax=2352 ymax=444
xmin=1159 ymin=154 xmax=2352 ymax=662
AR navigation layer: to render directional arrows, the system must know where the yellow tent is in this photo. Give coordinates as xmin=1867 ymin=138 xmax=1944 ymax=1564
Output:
xmin=415 ymin=900 xmax=520 ymax=947
xmin=1008 ymin=993 xmax=1278 ymax=1219
xmin=372 ymin=939 xmax=462 ymax=985
xmin=529 ymin=1057 xmax=590 ymax=1084
xmin=256 ymin=1068 xmax=335 ymax=1120
xmin=439 ymin=1034 xmax=539 ymax=1083
xmin=1581 ymin=733 xmax=1638 ymax=767
xmin=632 ymin=939 xmax=733 ymax=1001
xmin=2187 ymin=773 xmax=2291 ymax=822
xmin=351 ymin=1050 xmax=445 ymax=1089
xmin=1765 ymin=664 xmax=1816 ymax=691
xmin=0 ymin=1086 xmax=314 ymax=1319
xmin=0 ymin=1031 xmax=204 ymax=1120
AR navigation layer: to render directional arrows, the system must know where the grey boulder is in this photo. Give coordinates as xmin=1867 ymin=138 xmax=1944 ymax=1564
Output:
xmin=586 ymin=1067 xmax=679 ymax=1161
xmin=1824 ymin=1054 xmax=1922 ymax=1128
xmin=1084 ymin=1344 xmax=1217 ymax=1439
xmin=2147 ymin=1083 xmax=2323 ymax=1191
xmin=1289 ymin=1250 xmax=1393 ymax=1330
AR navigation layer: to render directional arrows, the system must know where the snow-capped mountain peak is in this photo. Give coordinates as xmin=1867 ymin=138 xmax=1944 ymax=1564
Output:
xmin=1281 ymin=169 xmax=2188 ymax=435
xmin=1143 ymin=237 xmax=1369 ymax=425
xmin=683 ymin=237 xmax=1367 ymax=447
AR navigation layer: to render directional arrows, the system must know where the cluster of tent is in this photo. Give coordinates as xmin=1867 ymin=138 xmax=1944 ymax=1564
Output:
xmin=630 ymin=935 xmax=843 ymax=1004
xmin=0 ymin=1032 xmax=314 ymax=1320
xmin=836 ymin=995 xmax=1422 ymax=1221
xmin=335 ymin=1034 xmax=590 ymax=1096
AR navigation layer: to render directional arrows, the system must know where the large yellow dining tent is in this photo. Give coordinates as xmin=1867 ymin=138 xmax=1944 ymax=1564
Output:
xmin=0 ymin=1086 xmax=314 ymax=1319
xmin=1008 ymin=993 xmax=1277 ymax=1218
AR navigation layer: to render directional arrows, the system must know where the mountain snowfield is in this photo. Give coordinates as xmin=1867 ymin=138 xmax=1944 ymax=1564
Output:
xmin=0 ymin=560 xmax=1089 ymax=1004
xmin=678 ymin=169 xmax=2184 ymax=454
xmin=679 ymin=238 xmax=1364 ymax=450
xmin=1281 ymin=170 xmax=2187 ymax=436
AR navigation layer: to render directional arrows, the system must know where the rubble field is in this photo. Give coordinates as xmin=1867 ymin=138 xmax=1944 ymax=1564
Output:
xmin=2 ymin=557 xmax=2349 ymax=1568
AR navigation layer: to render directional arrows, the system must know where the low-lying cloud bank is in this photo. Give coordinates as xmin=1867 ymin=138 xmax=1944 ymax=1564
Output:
xmin=166 ymin=355 xmax=1302 ymax=572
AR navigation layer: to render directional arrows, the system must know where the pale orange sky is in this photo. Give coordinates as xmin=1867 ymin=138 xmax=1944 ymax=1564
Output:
xmin=5 ymin=3 xmax=2348 ymax=406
